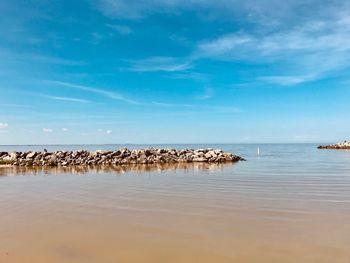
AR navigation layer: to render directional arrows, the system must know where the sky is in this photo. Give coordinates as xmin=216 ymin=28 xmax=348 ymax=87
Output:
xmin=1 ymin=0 xmax=350 ymax=144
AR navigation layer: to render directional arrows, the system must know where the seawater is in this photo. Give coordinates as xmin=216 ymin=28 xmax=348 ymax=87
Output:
xmin=0 ymin=144 xmax=349 ymax=262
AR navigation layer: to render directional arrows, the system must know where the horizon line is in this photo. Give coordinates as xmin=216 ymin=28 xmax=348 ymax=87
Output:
xmin=0 ymin=142 xmax=331 ymax=147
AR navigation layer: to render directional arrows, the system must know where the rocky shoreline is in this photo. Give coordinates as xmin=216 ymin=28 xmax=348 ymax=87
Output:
xmin=318 ymin=141 xmax=350 ymax=150
xmin=0 ymin=148 xmax=244 ymax=167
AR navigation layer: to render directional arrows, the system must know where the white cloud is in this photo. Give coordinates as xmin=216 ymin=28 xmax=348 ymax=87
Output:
xmin=259 ymin=74 xmax=317 ymax=86
xmin=196 ymin=22 xmax=350 ymax=60
xmin=98 ymin=0 xmax=170 ymax=19
xmin=166 ymin=72 xmax=209 ymax=82
xmin=97 ymin=0 xmax=340 ymax=22
xmin=44 ymin=80 xmax=139 ymax=104
xmin=0 ymin=123 xmax=8 ymax=129
xmin=194 ymin=13 xmax=350 ymax=85
xmin=62 ymin=128 xmax=68 ymax=132
xmin=43 ymin=128 xmax=53 ymax=133
xmin=196 ymin=35 xmax=252 ymax=58
xmin=107 ymin=24 xmax=131 ymax=34
xmin=97 ymin=129 xmax=113 ymax=134
xmin=45 ymin=95 xmax=90 ymax=103
xmin=91 ymin=32 xmax=104 ymax=44
xmin=94 ymin=0 xmax=288 ymax=19
xmin=97 ymin=1 xmax=350 ymax=86
xmin=127 ymin=56 xmax=192 ymax=72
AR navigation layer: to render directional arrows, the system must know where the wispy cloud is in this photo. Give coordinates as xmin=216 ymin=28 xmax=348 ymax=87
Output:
xmin=45 ymin=95 xmax=90 ymax=103
xmin=0 ymin=123 xmax=8 ymax=129
xmin=98 ymin=0 xmax=162 ymax=19
xmin=126 ymin=57 xmax=192 ymax=72
xmin=107 ymin=24 xmax=132 ymax=34
xmin=44 ymin=80 xmax=139 ymax=104
xmin=43 ymin=128 xmax=53 ymax=133
xmin=195 ymin=26 xmax=350 ymax=60
xmin=259 ymin=74 xmax=317 ymax=86
xmin=90 ymin=32 xmax=104 ymax=45
xmin=196 ymin=35 xmax=252 ymax=59
xmin=152 ymin=101 xmax=175 ymax=107
xmin=97 ymin=0 xmax=336 ymax=22
xmin=194 ymin=13 xmax=350 ymax=85
xmin=98 ymin=1 xmax=350 ymax=87
xmin=166 ymin=72 xmax=209 ymax=82
xmin=97 ymin=128 xmax=113 ymax=134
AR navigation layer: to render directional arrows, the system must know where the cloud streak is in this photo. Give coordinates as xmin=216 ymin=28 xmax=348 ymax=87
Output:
xmin=0 ymin=123 xmax=8 ymax=129
xmin=126 ymin=57 xmax=192 ymax=72
xmin=107 ymin=24 xmax=132 ymax=34
xmin=43 ymin=128 xmax=53 ymax=133
xmin=196 ymin=20 xmax=350 ymax=59
xmin=45 ymin=95 xmax=91 ymax=103
xmin=115 ymin=6 xmax=350 ymax=86
xmin=97 ymin=0 xmax=345 ymax=23
xmin=97 ymin=129 xmax=113 ymax=134
xmin=259 ymin=74 xmax=317 ymax=86
xmin=194 ymin=13 xmax=350 ymax=85
xmin=44 ymin=80 xmax=139 ymax=104
xmin=99 ymin=1 xmax=350 ymax=86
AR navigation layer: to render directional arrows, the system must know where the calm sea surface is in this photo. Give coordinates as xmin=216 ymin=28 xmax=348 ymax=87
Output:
xmin=0 ymin=144 xmax=350 ymax=262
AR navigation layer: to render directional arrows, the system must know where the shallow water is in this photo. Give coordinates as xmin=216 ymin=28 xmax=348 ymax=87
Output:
xmin=0 ymin=144 xmax=350 ymax=262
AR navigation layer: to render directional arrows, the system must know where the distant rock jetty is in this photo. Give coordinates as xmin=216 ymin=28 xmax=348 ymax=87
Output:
xmin=318 ymin=141 xmax=350 ymax=150
xmin=0 ymin=148 xmax=244 ymax=167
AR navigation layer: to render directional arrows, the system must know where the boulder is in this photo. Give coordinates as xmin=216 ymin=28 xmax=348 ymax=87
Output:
xmin=26 ymin=151 xmax=38 ymax=159
xmin=0 ymin=148 xmax=244 ymax=167
xmin=193 ymin=157 xmax=207 ymax=162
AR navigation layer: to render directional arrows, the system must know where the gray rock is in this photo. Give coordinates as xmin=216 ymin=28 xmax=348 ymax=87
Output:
xmin=26 ymin=151 xmax=38 ymax=159
xmin=193 ymin=157 xmax=207 ymax=162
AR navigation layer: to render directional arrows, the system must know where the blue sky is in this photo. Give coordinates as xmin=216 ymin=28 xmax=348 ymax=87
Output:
xmin=1 ymin=0 xmax=350 ymax=144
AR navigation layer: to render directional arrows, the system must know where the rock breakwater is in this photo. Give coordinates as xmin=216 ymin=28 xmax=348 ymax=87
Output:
xmin=318 ymin=141 xmax=350 ymax=149
xmin=0 ymin=148 xmax=244 ymax=167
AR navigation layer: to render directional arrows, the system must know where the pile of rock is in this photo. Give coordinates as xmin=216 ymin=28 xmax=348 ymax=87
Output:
xmin=318 ymin=141 xmax=350 ymax=149
xmin=0 ymin=148 xmax=244 ymax=167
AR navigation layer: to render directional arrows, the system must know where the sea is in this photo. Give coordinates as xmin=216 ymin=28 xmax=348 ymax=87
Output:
xmin=0 ymin=144 xmax=349 ymax=262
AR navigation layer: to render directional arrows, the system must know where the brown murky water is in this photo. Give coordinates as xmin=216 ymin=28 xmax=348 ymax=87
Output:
xmin=1 ymin=144 xmax=350 ymax=262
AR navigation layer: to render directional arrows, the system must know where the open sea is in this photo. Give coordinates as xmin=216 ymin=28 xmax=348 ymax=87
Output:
xmin=0 ymin=144 xmax=350 ymax=262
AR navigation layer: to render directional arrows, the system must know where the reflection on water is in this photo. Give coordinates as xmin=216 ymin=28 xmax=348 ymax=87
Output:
xmin=0 ymin=162 xmax=234 ymax=176
xmin=0 ymin=144 xmax=350 ymax=263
